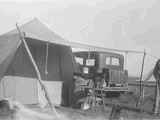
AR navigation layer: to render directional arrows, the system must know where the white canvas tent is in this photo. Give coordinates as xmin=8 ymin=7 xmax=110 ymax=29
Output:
xmin=0 ymin=18 xmax=75 ymax=106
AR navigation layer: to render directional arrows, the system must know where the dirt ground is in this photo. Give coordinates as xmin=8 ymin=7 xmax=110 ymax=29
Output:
xmin=29 ymin=106 xmax=110 ymax=120
xmin=27 ymin=104 xmax=160 ymax=120
xmin=25 ymin=90 xmax=160 ymax=120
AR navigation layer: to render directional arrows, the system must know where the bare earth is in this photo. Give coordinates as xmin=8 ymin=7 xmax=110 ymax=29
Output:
xmin=27 ymin=105 xmax=160 ymax=120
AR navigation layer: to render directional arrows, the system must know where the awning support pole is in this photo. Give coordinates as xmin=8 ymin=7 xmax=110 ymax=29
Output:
xmin=137 ymin=50 xmax=146 ymax=107
xmin=16 ymin=23 xmax=59 ymax=118
xmin=125 ymin=51 xmax=128 ymax=69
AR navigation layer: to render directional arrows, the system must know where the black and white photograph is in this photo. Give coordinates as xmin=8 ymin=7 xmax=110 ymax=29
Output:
xmin=0 ymin=0 xmax=160 ymax=119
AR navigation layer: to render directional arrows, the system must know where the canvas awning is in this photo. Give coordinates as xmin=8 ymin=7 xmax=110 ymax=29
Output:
xmin=4 ymin=18 xmax=144 ymax=54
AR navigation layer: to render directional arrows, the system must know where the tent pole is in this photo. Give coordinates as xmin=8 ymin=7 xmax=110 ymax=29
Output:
xmin=45 ymin=42 xmax=49 ymax=76
xmin=125 ymin=52 xmax=128 ymax=69
xmin=16 ymin=24 xmax=59 ymax=118
xmin=137 ymin=50 xmax=146 ymax=107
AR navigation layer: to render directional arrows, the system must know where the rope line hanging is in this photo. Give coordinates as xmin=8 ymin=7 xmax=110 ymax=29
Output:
xmin=45 ymin=42 xmax=49 ymax=75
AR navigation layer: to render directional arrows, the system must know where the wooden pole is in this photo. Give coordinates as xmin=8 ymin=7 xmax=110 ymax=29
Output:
xmin=45 ymin=42 xmax=49 ymax=75
xmin=140 ymin=50 xmax=146 ymax=99
xmin=16 ymin=24 xmax=59 ymax=118
xmin=125 ymin=51 xmax=128 ymax=70
xmin=137 ymin=50 xmax=146 ymax=107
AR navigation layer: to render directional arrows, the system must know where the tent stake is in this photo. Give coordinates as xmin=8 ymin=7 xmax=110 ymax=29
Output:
xmin=16 ymin=23 xmax=59 ymax=118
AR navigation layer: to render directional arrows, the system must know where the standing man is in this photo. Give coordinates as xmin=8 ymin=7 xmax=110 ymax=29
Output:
xmin=153 ymin=59 xmax=160 ymax=114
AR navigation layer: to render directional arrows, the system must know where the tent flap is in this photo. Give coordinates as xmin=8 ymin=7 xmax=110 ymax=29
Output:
xmin=0 ymin=34 xmax=20 ymax=79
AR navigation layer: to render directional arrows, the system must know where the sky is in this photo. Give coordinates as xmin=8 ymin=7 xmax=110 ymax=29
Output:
xmin=0 ymin=0 xmax=159 ymax=76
